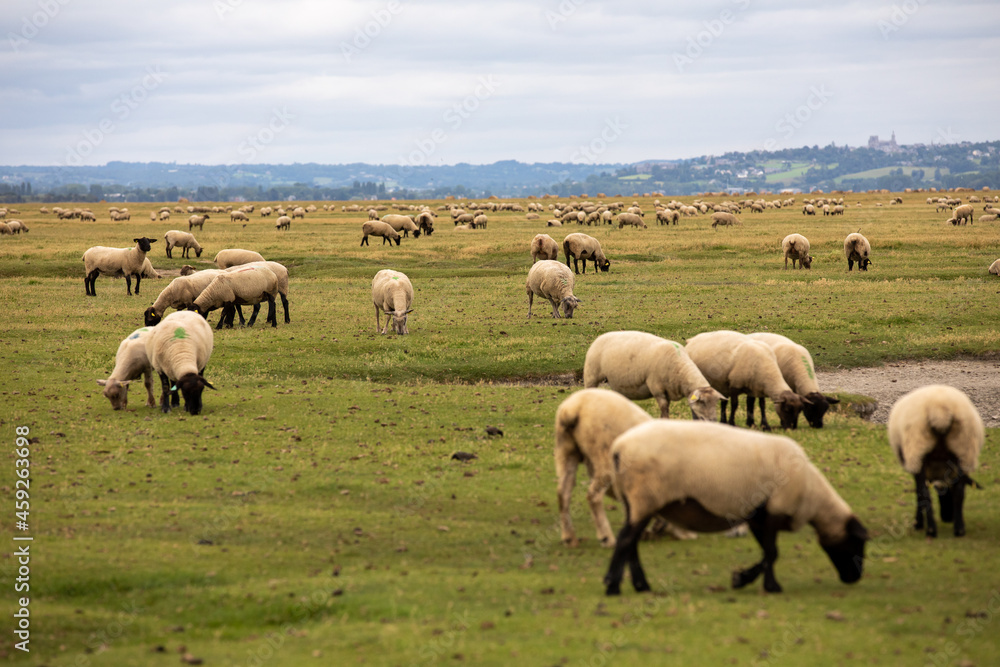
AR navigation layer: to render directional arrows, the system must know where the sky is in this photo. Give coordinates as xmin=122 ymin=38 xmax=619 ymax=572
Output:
xmin=2 ymin=0 xmax=998 ymax=168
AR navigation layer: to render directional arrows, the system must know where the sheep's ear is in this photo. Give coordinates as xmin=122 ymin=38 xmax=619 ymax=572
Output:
xmin=825 ymin=395 xmax=840 ymax=405
xmin=202 ymin=378 xmax=216 ymax=390
xmin=847 ymin=516 xmax=869 ymax=541
xmin=801 ymin=395 xmax=813 ymax=405
xmin=712 ymin=388 xmax=726 ymax=400
xmin=133 ymin=237 xmax=142 ymax=243
xmin=96 ymin=379 xmax=108 ymax=386
xmin=404 ymin=308 xmax=414 ymax=314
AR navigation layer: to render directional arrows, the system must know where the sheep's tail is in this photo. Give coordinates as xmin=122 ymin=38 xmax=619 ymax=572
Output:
xmin=925 ymin=402 xmax=954 ymax=437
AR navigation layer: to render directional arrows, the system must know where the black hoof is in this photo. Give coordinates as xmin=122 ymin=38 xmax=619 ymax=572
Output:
xmin=764 ymin=581 xmax=783 ymax=594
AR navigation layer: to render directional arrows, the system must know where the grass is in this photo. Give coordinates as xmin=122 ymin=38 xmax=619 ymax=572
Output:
xmin=1 ymin=193 xmax=999 ymax=666
xmin=834 ymin=166 xmax=948 ymax=184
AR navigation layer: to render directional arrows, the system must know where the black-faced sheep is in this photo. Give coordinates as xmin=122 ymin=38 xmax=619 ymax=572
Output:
xmin=188 ymin=214 xmax=209 ymax=231
xmin=711 ymin=212 xmax=741 ymax=229
xmin=526 ymin=260 xmax=580 ymax=319
xmin=145 ymin=310 xmax=215 ymax=415
xmin=747 ymin=332 xmax=839 ymax=428
xmin=361 ymin=221 xmax=401 ymax=246
xmin=604 ymin=420 xmax=868 ymax=595
xmin=193 ymin=265 xmax=279 ymax=329
xmin=381 ymin=214 xmax=421 ymax=238
xmin=563 ymin=233 xmax=610 ymax=274
xmin=843 ymin=232 xmax=871 ymax=271
xmin=83 ymin=237 xmax=157 ymax=296
xmin=888 ymin=384 xmax=984 ymax=537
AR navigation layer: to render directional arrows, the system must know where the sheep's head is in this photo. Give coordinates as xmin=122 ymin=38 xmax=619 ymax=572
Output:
xmin=180 ymin=265 xmax=197 ymax=276
xmin=144 ymin=307 xmax=163 ymax=327
xmin=391 ymin=308 xmax=412 ymax=335
xmin=194 ymin=248 xmax=203 ymax=258
xmin=687 ymin=387 xmax=726 ymax=421
xmin=413 ymin=229 xmax=422 ymax=238
xmin=802 ymin=392 xmax=839 ymax=428
xmin=801 ymin=255 xmax=813 ymax=269
xmin=774 ymin=391 xmax=805 ymax=429
xmin=858 ymin=258 xmax=871 ymax=271
xmin=598 ymin=259 xmax=611 ymax=272
xmin=175 ymin=372 xmax=215 ymax=416
xmin=393 ymin=235 xmax=401 ymax=246
xmin=559 ymin=296 xmax=581 ymax=319
xmin=97 ymin=378 xmax=131 ymax=410
xmin=819 ymin=516 xmax=868 ymax=584
xmin=134 ymin=237 xmax=156 ymax=252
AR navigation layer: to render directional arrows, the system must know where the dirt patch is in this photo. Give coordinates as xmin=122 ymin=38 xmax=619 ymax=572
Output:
xmin=817 ymin=359 xmax=1000 ymax=428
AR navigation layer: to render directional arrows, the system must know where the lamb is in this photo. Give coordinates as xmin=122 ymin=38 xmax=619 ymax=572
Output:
xmin=530 ymin=234 xmax=560 ymax=263
xmin=193 ymin=264 xmax=279 ymax=329
xmin=526 ymin=260 xmax=581 ymax=319
xmin=711 ymin=212 xmax=741 ymax=228
xmin=214 ymin=249 xmax=265 ymax=269
xmin=781 ymin=233 xmax=813 ymax=269
xmin=144 ymin=269 xmax=227 ymax=326
xmin=747 ymin=332 xmax=839 ymax=428
xmin=685 ymin=330 xmax=806 ymax=431
xmin=381 ymin=214 xmax=421 ymax=238
xmin=96 ymin=326 xmax=157 ymax=411
xmin=371 ymin=269 xmax=413 ymax=335
xmin=144 ymin=310 xmax=215 ymax=415
xmin=360 ymin=221 xmax=401 ymax=246
xmin=952 ymin=204 xmax=975 ymax=226
xmin=188 ymin=214 xmax=209 ymax=231
xmin=163 ymin=230 xmax=203 ymax=259
xmin=604 ymin=420 xmax=868 ymax=595
xmin=83 ymin=237 xmax=157 ymax=296
xmin=843 ymin=232 xmax=872 ymax=271
xmin=990 ymin=259 xmax=1000 ymax=275
xmin=887 ymin=385 xmax=984 ymax=537
xmin=583 ymin=331 xmax=724 ymax=419
xmin=563 ymin=233 xmax=610 ymax=274
xmin=617 ymin=212 xmax=646 ymax=229
xmin=275 ymin=215 xmax=291 ymax=230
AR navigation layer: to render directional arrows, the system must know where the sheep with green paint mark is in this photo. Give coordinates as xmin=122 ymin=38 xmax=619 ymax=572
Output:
xmin=97 ymin=326 xmax=157 ymax=410
xmin=144 ymin=311 xmax=214 ymax=415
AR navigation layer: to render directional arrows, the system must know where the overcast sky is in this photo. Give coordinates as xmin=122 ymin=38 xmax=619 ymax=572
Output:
xmin=2 ymin=0 xmax=998 ymax=168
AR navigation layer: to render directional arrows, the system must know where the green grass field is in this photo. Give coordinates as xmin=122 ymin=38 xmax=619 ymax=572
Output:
xmin=834 ymin=167 xmax=947 ymax=184
xmin=2 ymin=193 xmax=999 ymax=666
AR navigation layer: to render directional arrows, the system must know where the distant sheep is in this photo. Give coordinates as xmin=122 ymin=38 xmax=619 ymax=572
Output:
xmin=214 ymin=249 xmax=265 ymax=268
xmin=843 ymin=232 xmax=872 ymax=271
xmin=530 ymin=234 xmax=559 ymax=263
xmin=144 ymin=269 xmax=227 ymax=326
xmin=371 ymin=269 xmax=413 ymax=335
xmin=952 ymin=204 xmax=974 ymax=225
xmin=526 ymin=260 xmax=580 ymax=319
xmin=617 ymin=212 xmax=646 ymax=229
xmin=781 ymin=233 xmax=812 ymax=269
xmin=188 ymin=214 xmax=209 ymax=231
xmin=230 ymin=211 xmax=249 ymax=223
xmin=145 ymin=310 xmax=215 ymax=415
xmin=275 ymin=215 xmax=291 ymax=230
xmin=97 ymin=327 xmax=157 ymax=410
xmin=361 ymin=221 xmax=401 ymax=246
xmin=83 ymin=237 xmax=157 ymax=296
xmin=382 ymin=214 xmax=421 ymax=238
xmin=563 ymin=233 xmax=610 ymax=274
xmin=711 ymin=212 xmax=741 ymax=228
xmin=888 ymin=385 xmax=984 ymax=537
xmin=5 ymin=220 xmax=27 ymax=234
xmin=163 ymin=231 xmax=203 ymax=259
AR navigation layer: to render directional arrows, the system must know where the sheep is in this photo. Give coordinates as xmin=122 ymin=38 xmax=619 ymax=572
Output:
xmin=555 ymin=388 xmax=655 ymax=547
xmin=546 ymin=219 xmax=562 ymax=227
xmin=371 ymin=269 xmax=413 ymax=335
xmin=832 ymin=205 xmax=845 ymax=215
xmin=188 ymin=214 xmax=209 ymax=231
xmin=144 ymin=269 xmax=227 ymax=326
xmin=214 ymin=249 xmax=265 ymax=269
xmin=83 ymin=237 xmax=157 ymax=297
xmin=144 ymin=310 xmax=215 ymax=415
xmin=530 ymin=234 xmax=560 ymax=263
xmin=747 ymin=332 xmax=839 ymax=428
xmin=888 ymin=385 xmax=984 ymax=538
xmin=604 ymin=420 xmax=868 ymax=595
xmin=685 ymin=330 xmax=805 ymax=431
xmin=6 ymin=220 xmax=28 ymax=234
xmin=230 ymin=210 xmax=249 ymax=223
xmin=163 ymin=230 xmax=203 ymax=259
xmin=96 ymin=326 xmax=157 ymax=411
xmin=843 ymin=232 xmax=872 ymax=271
xmin=583 ymin=331 xmax=724 ymax=419
xmin=159 ymin=210 xmax=170 ymax=221
xmin=360 ymin=221 xmax=401 ymax=246
xmin=193 ymin=265 xmax=279 ymax=329
xmin=526 ymin=260 xmax=581 ymax=319
xmin=781 ymin=233 xmax=813 ymax=269
xmin=656 ymin=208 xmax=679 ymax=225
xmin=454 ymin=212 xmax=475 ymax=225
xmin=414 ymin=211 xmax=435 ymax=236
xmin=617 ymin=212 xmax=646 ymax=229
xmin=802 ymin=204 xmax=816 ymax=215
xmin=978 ymin=214 xmax=998 ymax=224
xmin=381 ymin=214 xmax=421 ymax=238
xmin=260 ymin=206 xmax=273 ymax=217
xmin=272 ymin=215 xmax=290 ymax=231
xmin=473 ymin=214 xmax=488 ymax=229
xmin=711 ymin=212 xmax=741 ymax=228
xmin=238 ymin=261 xmax=290 ymax=324
xmin=989 ymin=259 xmax=1000 ymax=275
xmin=0 ymin=222 xmax=10 ymax=235
xmin=563 ymin=233 xmax=610 ymax=274
xmin=291 ymin=207 xmax=306 ymax=219
xmin=952 ymin=204 xmax=975 ymax=226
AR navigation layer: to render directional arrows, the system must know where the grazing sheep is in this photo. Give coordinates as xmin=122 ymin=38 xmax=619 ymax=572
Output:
xmin=473 ymin=214 xmax=488 ymax=229
xmin=381 ymin=214 xmax=421 ymax=238
xmin=530 ymin=234 xmax=560 ymax=263
xmin=843 ymin=232 xmax=872 ymax=271
xmin=546 ymin=219 xmax=563 ymax=227
xmin=6 ymin=220 xmax=27 ymax=234
xmin=144 ymin=269 xmax=227 ymax=326
xmin=0 ymin=221 xmax=11 ymax=235
xmin=583 ymin=331 xmax=724 ymax=419
xmin=454 ymin=212 xmax=475 ymax=225
xmin=563 ymin=233 xmax=610 ymax=274
xmin=83 ymin=237 xmax=157 ymax=297
xmin=617 ymin=212 xmax=646 ymax=229
xmin=781 ymin=233 xmax=813 ymax=269
xmin=144 ymin=310 xmax=215 ymax=415
xmin=274 ymin=215 xmax=291 ymax=231
xmin=952 ymin=204 xmax=975 ymax=226
xmin=159 ymin=210 xmax=170 ymax=221
xmin=188 ymin=214 xmax=209 ymax=231
xmin=230 ymin=210 xmax=249 ymax=223
xmin=361 ymin=221 xmax=401 ymax=246
xmin=686 ymin=330 xmax=805 ymax=431
xmin=832 ymin=205 xmax=845 ymax=215
xmin=163 ymin=230 xmax=203 ymax=259
xmin=989 ymin=259 xmax=1000 ymax=275
xmin=747 ymin=332 xmax=839 ymax=428
xmin=367 ymin=209 xmax=379 ymax=221
xmin=291 ymin=207 xmax=306 ymax=219
xmin=237 ymin=261 xmax=290 ymax=324
xmin=97 ymin=327 xmax=157 ymax=410
xmin=371 ymin=269 xmax=413 ymax=335
xmin=657 ymin=209 xmax=679 ymax=225
xmin=193 ymin=265 xmax=279 ymax=329
xmin=526 ymin=260 xmax=581 ymax=319
xmin=415 ymin=211 xmax=435 ymax=236
xmin=711 ymin=212 xmax=741 ymax=228
xmin=888 ymin=385 xmax=984 ymax=538
xmin=214 ymin=249 xmax=265 ymax=269
xmin=802 ymin=204 xmax=816 ymax=215
xmin=604 ymin=420 xmax=868 ymax=595
xmin=260 ymin=206 xmax=273 ymax=217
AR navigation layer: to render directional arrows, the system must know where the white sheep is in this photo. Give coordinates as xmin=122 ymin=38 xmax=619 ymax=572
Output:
xmin=0 ymin=222 xmax=11 ymax=235
xmin=989 ymin=258 xmax=1000 ymax=275
xmin=96 ymin=326 xmax=157 ymax=410
xmin=188 ymin=214 xmax=209 ymax=231
xmin=617 ymin=212 xmax=646 ymax=229
xmin=193 ymin=265 xmax=279 ymax=329
xmin=83 ymin=237 xmax=157 ymax=296
xmin=275 ymin=215 xmax=291 ymax=231
xmin=230 ymin=210 xmax=249 ymax=223
xmin=163 ymin=230 xmax=203 ymax=259
xmin=291 ymin=207 xmax=306 ymax=219
xmin=144 ymin=269 xmax=226 ymax=326
xmin=214 ymin=249 xmax=265 ymax=269
xmin=144 ymin=310 xmax=215 ymax=415
xmin=414 ymin=211 xmax=435 ymax=236
xmin=526 ymin=260 xmax=581 ymax=319
xmin=888 ymin=384 xmax=984 ymax=538
xmin=361 ymin=221 xmax=401 ymax=246
xmin=604 ymin=420 xmax=869 ymax=595
xmin=747 ymin=332 xmax=839 ymax=428
xmin=530 ymin=234 xmax=559 ymax=263
xmin=711 ymin=212 xmax=741 ymax=228
xmin=685 ymin=330 xmax=805 ymax=431
xmin=6 ymin=220 xmax=28 ymax=234
xmin=563 ymin=233 xmax=610 ymax=274
xmin=237 ymin=261 xmax=290 ymax=324
xmin=952 ymin=204 xmax=975 ymax=225
xmin=583 ymin=331 xmax=724 ymax=419
xmin=372 ymin=269 xmax=413 ymax=335
xmin=381 ymin=214 xmax=421 ymax=238
xmin=843 ymin=232 xmax=872 ymax=271
xmin=781 ymin=233 xmax=812 ymax=269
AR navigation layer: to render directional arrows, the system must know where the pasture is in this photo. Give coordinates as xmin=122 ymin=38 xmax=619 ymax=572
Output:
xmin=1 ymin=192 xmax=999 ymax=666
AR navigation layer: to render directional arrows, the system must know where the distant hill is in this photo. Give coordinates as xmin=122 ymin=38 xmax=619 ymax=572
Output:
xmin=1 ymin=140 xmax=997 ymax=203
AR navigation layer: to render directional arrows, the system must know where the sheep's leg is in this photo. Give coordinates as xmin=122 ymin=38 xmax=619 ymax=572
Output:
xmin=215 ymin=308 xmax=228 ymax=330
xmin=950 ymin=478 xmax=967 ymax=537
xmin=604 ymin=505 xmax=653 ymax=595
xmin=85 ymin=270 xmax=100 ymax=296
xmin=556 ymin=452 xmax=580 ymax=546
xmin=526 ymin=293 xmax=533 ymax=319
xmin=758 ymin=396 xmax=772 ymax=432
xmin=653 ymin=395 xmax=671 ymax=419
xmin=847 ymin=259 xmax=854 ymax=271
xmin=727 ymin=393 xmax=739 ymax=426
xmin=143 ymin=368 xmax=156 ymax=408
xmin=166 ymin=246 xmax=172 ymax=259
xmin=914 ymin=472 xmax=937 ymax=537
xmin=280 ymin=293 xmax=290 ymax=323
xmin=125 ymin=275 xmax=133 ymax=296
xmin=550 ymin=298 xmax=561 ymax=319
xmin=745 ymin=396 xmax=756 ymax=428
xmin=734 ymin=507 xmax=782 ymax=593
xmin=265 ymin=295 xmax=277 ymax=328
xmin=247 ymin=303 xmax=260 ymax=327
xmin=718 ymin=398 xmax=729 ymax=424
xmin=134 ymin=273 xmax=141 ymax=295
xmin=234 ymin=305 xmax=246 ymax=326
xmin=586 ymin=472 xmax=616 ymax=547
xmin=375 ymin=305 xmax=382 ymax=332
xmin=158 ymin=372 xmax=172 ymax=413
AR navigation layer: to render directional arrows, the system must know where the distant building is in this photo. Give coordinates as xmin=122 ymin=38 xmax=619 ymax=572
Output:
xmin=868 ymin=132 xmax=900 ymax=153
